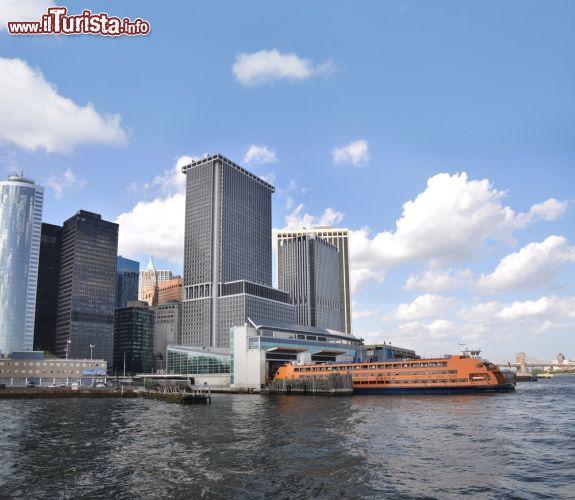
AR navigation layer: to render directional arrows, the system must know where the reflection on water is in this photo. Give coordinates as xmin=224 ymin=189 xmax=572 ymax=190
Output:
xmin=0 ymin=379 xmax=574 ymax=499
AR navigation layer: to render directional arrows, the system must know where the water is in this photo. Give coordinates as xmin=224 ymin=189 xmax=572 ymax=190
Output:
xmin=1 ymin=378 xmax=574 ymax=499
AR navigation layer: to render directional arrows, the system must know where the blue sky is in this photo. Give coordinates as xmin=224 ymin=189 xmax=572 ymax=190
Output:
xmin=1 ymin=1 xmax=574 ymax=361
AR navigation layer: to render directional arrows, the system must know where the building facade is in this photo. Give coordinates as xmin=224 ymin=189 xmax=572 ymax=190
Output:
xmin=138 ymin=254 xmax=173 ymax=305
xmin=0 ymin=175 xmax=44 ymax=356
xmin=277 ymin=234 xmax=342 ymax=331
xmin=54 ymin=211 xmax=118 ymax=364
xmin=34 ymin=223 xmax=62 ymax=353
xmin=154 ymin=301 xmax=182 ymax=370
xmin=116 ymin=256 xmax=140 ymax=309
xmin=182 ymin=154 xmax=295 ymax=348
xmin=114 ymin=300 xmax=155 ymax=374
xmin=231 ymin=321 xmax=361 ymax=390
xmin=277 ymin=226 xmax=352 ymax=334
xmin=157 ymin=277 xmax=183 ymax=305
xmin=0 ymin=351 xmax=107 ymax=386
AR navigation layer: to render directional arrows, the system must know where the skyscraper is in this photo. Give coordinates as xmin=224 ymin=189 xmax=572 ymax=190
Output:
xmin=114 ymin=300 xmax=155 ymax=374
xmin=182 ymin=154 xmax=294 ymax=348
xmin=276 ymin=226 xmax=352 ymax=333
xmin=0 ymin=175 xmax=44 ymax=356
xmin=54 ymin=210 xmax=118 ymax=364
xmin=138 ymin=254 xmax=173 ymax=305
xmin=278 ymin=234 xmax=342 ymax=331
xmin=116 ymin=256 xmax=140 ymax=309
xmin=34 ymin=223 xmax=62 ymax=353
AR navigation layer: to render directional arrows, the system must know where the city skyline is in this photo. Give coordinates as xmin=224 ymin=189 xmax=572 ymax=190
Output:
xmin=0 ymin=1 xmax=573 ymax=359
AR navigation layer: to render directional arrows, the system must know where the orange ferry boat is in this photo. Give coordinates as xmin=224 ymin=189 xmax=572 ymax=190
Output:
xmin=274 ymin=353 xmax=515 ymax=395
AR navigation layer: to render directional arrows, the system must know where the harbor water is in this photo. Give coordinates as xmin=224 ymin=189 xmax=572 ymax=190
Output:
xmin=0 ymin=377 xmax=574 ymax=499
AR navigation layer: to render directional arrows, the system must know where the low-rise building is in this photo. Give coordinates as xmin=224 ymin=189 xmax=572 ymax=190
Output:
xmin=230 ymin=319 xmax=361 ymax=390
xmin=165 ymin=345 xmax=230 ymax=387
xmin=0 ymin=351 xmax=107 ymax=386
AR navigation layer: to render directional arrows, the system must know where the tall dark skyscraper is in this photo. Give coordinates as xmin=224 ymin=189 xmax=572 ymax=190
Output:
xmin=34 ymin=223 xmax=62 ymax=353
xmin=181 ymin=154 xmax=294 ymax=348
xmin=116 ymin=256 xmax=140 ymax=309
xmin=54 ymin=210 xmax=118 ymax=364
xmin=278 ymin=234 xmax=343 ymax=331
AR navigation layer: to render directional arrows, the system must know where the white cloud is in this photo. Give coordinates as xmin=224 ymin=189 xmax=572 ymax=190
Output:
xmin=389 ymin=294 xmax=456 ymax=321
xmin=349 ymin=173 xmax=567 ymax=292
xmin=332 ymin=139 xmax=370 ymax=166
xmin=497 ymin=296 xmax=575 ymax=322
xmin=45 ymin=167 xmax=86 ymax=198
xmin=128 ymin=155 xmax=201 ymax=196
xmin=284 ymin=204 xmax=344 ymax=229
xmin=116 ymin=155 xmax=198 ymax=263
xmin=478 ymin=236 xmax=575 ymax=292
xmin=232 ymin=49 xmax=333 ymax=86
xmin=428 ymin=319 xmax=454 ymax=339
xmin=243 ymin=145 xmax=277 ymax=166
xmin=528 ymin=198 xmax=568 ymax=221
xmin=352 ymin=308 xmax=377 ymax=320
xmin=458 ymin=302 xmax=501 ymax=322
xmin=116 ymin=192 xmax=185 ymax=264
xmin=0 ymin=57 xmax=126 ymax=153
xmin=452 ymin=296 xmax=575 ymax=346
xmin=405 ymin=268 xmax=473 ymax=292
xmin=350 ymin=268 xmax=385 ymax=293
xmin=0 ymin=0 xmax=53 ymax=30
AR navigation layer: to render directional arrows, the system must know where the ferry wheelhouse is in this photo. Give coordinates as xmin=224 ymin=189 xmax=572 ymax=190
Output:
xmin=274 ymin=353 xmax=515 ymax=395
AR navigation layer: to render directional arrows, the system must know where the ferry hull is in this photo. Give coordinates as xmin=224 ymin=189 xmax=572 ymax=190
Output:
xmin=354 ymin=384 xmax=515 ymax=395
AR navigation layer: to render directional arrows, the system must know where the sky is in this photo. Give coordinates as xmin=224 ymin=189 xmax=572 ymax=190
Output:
xmin=1 ymin=0 xmax=574 ymax=361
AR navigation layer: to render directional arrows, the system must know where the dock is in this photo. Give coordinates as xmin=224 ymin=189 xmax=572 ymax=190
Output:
xmin=139 ymin=385 xmax=211 ymax=404
xmin=263 ymin=373 xmax=353 ymax=396
xmin=0 ymin=387 xmax=138 ymax=399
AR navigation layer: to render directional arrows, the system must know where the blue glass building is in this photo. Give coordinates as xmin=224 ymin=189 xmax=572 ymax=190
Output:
xmin=0 ymin=175 xmax=44 ymax=356
xmin=116 ymin=256 xmax=140 ymax=309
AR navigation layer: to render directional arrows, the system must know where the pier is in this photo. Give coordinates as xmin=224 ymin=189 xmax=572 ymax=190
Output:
xmin=0 ymin=387 xmax=138 ymax=399
xmin=140 ymin=385 xmax=211 ymax=404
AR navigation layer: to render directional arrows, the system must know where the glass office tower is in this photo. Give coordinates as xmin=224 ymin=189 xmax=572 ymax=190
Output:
xmin=116 ymin=256 xmax=140 ymax=309
xmin=0 ymin=175 xmax=44 ymax=356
